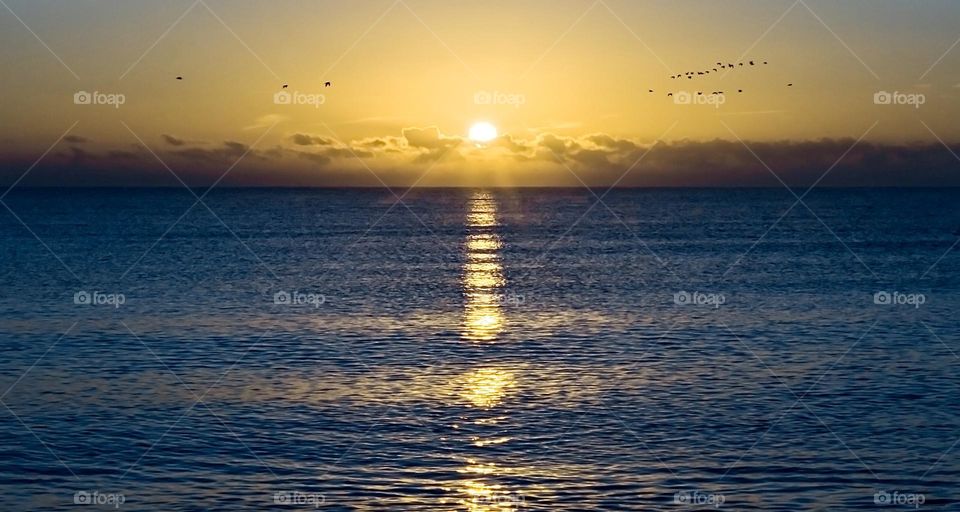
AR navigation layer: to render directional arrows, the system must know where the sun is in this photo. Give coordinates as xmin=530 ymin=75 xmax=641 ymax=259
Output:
xmin=468 ymin=122 xmax=498 ymax=143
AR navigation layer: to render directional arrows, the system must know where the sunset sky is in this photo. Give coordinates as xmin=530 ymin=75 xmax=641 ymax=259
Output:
xmin=2 ymin=0 xmax=960 ymax=186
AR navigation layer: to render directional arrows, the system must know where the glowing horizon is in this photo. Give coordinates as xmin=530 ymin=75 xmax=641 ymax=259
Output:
xmin=2 ymin=0 xmax=960 ymax=186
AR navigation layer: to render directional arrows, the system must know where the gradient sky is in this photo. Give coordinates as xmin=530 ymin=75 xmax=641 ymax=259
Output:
xmin=2 ymin=0 xmax=960 ymax=186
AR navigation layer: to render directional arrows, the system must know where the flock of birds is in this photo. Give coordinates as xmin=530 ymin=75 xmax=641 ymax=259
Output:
xmin=644 ymin=59 xmax=792 ymax=98
xmin=175 ymin=76 xmax=333 ymax=88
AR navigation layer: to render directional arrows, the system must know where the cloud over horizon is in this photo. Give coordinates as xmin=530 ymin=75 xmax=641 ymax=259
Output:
xmin=3 ymin=128 xmax=960 ymax=188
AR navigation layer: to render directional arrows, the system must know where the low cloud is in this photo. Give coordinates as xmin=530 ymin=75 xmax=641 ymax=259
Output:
xmin=162 ymin=134 xmax=186 ymax=147
xmin=290 ymin=134 xmax=334 ymax=146
xmin=3 ymin=127 xmax=960 ymax=187
xmin=171 ymin=141 xmax=255 ymax=164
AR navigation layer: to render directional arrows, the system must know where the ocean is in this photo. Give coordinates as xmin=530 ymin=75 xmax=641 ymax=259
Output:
xmin=0 ymin=188 xmax=958 ymax=510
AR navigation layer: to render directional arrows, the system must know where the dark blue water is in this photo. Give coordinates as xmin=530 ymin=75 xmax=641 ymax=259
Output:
xmin=1 ymin=188 xmax=958 ymax=511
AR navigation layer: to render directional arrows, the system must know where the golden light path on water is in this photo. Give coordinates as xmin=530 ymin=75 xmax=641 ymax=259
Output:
xmin=453 ymin=192 xmax=524 ymax=511
xmin=462 ymin=191 xmax=505 ymax=342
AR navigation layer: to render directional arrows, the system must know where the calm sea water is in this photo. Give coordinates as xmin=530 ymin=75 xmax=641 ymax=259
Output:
xmin=0 ymin=188 xmax=958 ymax=511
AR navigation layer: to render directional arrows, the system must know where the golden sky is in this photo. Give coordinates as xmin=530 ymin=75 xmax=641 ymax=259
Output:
xmin=2 ymin=0 xmax=960 ymax=186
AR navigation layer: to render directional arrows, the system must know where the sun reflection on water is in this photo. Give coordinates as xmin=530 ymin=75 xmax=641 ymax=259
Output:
xmin=463 ymin=192 xmax=505 ymax=342
xmin=459 ymin=368 xmax=516 ymax=409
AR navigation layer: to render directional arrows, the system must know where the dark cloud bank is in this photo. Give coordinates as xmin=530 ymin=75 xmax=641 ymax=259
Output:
xmin=2 ymin=130 xmax=960 ymax=187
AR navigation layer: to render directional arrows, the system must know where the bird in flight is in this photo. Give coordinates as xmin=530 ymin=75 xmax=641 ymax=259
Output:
xmin=282 ymin=84 xmax=288 ymax=89
xmin=325 ymin=82 xmax=332 ymax=87
xmin=176 ymin=76 xmax=183 ymax=80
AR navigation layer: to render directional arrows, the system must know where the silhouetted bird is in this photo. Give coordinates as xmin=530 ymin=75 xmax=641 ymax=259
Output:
xmin=282 ymin=84 xmax=288 ymax=88
xmin=325 ymin=82 xmax=332 ymax=87
xmin=649 ymin=89 xmax=654 ymax=93
xmin=713 ymin=68 xmax=718 ymax=72
xmin=738 ymin=89 xmax=743 ymax=93
xmin=749 ymin=60 xmax=755 ymax=65
xmin=764 ymin=61 xmax=768 ymax=65
xmin=787 ymin=83 xmax=793 ymax=87
xmin=739 ymin=63 xmax=743 ymax=66
xmin=176 ymin=76 xmax=183 ymax=80
xmin=667 ymin=93 xmax=673 ymax=97
xmin=697 ymin=92 xmax=703 ymax=95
